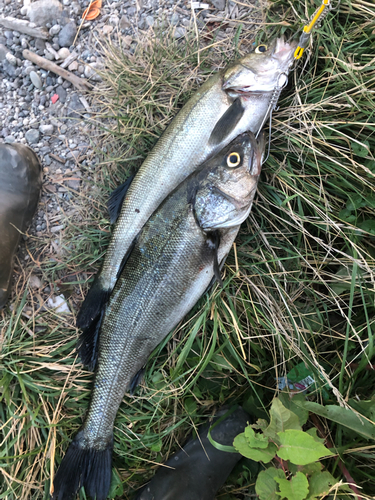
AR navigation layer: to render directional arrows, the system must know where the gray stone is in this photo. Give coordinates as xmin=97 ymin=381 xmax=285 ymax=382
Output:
xmin=25 ymin=66 xmax=36 ymax=76
xmin=49 ymin=24 xmax=61 ymax=36
xmin=170 ymin=12 xmax=179 ymax=25
xmin=84 ymin=62 xmax=103 ymax=81
xmin=67 ymin=179 xmax=81 ymax=190
xmin=28 ymin=0 xmax=63 ymax=27
xmin=58 ymin=22 xmax=76 ymax=47
xmin=174 ymin=27 xmax=186 ymax=39
xmin=119 ymin=15 xmax=130 ymax=29
xmin=70 ymin=2 xmax=81 ymax=15
xmin=67 ymin=93 xmax=85 ymax=118
xmin=39 ymin=124 xmax=54 ymax=135
xmin=55 ymin=85 xmax=67 ymax=103
xmin=146 ymin=15 xmax=154 ymax=27
xmin=25 ymin=129 xmax=40 ymax=144
xmin=35 ymin=39 xmax=46 ymax=51
xmin=109 ymin=14 xmax=119 ymax=25
xmin=4 ymin=135 xmax=15 ymax=143
xmin=2 ymin=60 xmax=17 ymax=77
xmin=0 ymin=44 xmax=9 ymax=62
xmin=30 ymin=71 xmax=43 ymax=89
xmin=211 ymin=0 xmax=225 ymax=9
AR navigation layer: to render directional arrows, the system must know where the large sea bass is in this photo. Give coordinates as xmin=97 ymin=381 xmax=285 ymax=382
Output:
xmin=76 ymin=38 xmax=296 ymax=331
xmin=52 ymin=132 xmax=265 ymax=500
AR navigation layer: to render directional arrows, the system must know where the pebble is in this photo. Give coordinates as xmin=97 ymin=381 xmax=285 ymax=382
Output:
xmin=49 ymin=25 xmax=61 ymax=36
xmin=29 ymin=275 xmax=42 ymax=289
xmin=0 ymin=44 xmax=9 ymax=61
xmin=25 ymin=129 xmax=40 ymax=144
xmin=39 ymin=124 xmax=54 ymax=135
xmin=28 ymin=0 xmax=63 ymax=26
xmin=68 ymin=60 xmax=78 ymax=71
xmin=174 ymin=27 xmax=186 ymax=39
xmin=211 ymin=0 xmax=226 ymax=9
xmin=47 ymin=294 xmax=70 ymax=313
xmin=58 ymin=22 xmax=77 ymax=47
xmin=57 ymin=47 xmax=70 ymax=60
xmin=29 ymin=70 xmax=43 ymax=89
xmin=102 ymin=25 xmax=114 ymax=35
xmin=55 ymin=85 xmax=67 ymax=103
xmin=119 ymin=15 xmax=130 ymax=29
xmin=84 ymin=62 xmax=103 ymax=81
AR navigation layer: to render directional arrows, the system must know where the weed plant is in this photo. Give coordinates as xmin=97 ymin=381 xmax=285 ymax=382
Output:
xmin=1 ymin=0 xmax=375 ymax=498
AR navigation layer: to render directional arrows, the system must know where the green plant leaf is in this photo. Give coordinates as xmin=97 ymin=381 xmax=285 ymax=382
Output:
xmin=306 ymin=471 xmax=338 ymax=499
xmin=358 ymin=219 xmax=375 ymax=235
xmin=277 ymin=430 xmax=334 ymax=465
xmin=275 ymin=472 xmax=309 ymax=500
xmin=279 ymin=393 xmax=309 ymax=426
xmin=245 ymin=426 xmax=269 ymax=449
xmin=352 ymin=140 xmax=369 ymax=158
xmin=233 ymin=434 xmax=277 ymax=462
xmin=149 ymin=439 xmax=163 ymax=452
xmin=108 ymin=469 xmax=124 ymax=498
xmin=289 ymin=462 xmax=322 ymax=476
xmin=293 ymin=400 xmax=375 ymax=440
xmin=264 ymin=398 xmax=301 ymax=442
xmin=253 ymin=418 xmax=269 ymax=432
xmin=305 ymin=428 xmax=325 ymax=444
xmin=346 ymin=193 xmax=366 ymax=211
xmin=255 ymin=467 xmax=285 ymax=500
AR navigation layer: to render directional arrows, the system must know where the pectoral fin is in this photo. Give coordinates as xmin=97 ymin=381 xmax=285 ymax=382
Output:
xmin=208 ymin=98 xmax=244 ymax=146
xmin=207 ymin=230 xmax=223 ymax=288
xmin=129 ymin=366 xmax=146 ymax=394
xmin=76 ymin=278 xmax=110 ymax=330
xmin=107 ymin=175 xmax=134 ymax=224
xmin=76 ymin=308 xmax=105 ymax=370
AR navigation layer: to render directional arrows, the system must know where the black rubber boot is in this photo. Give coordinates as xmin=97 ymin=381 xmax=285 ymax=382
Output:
xmin=135 ymin=407 xmax=249 ymax=500
xmin=0 ymin=143 xmax=42 ymax=308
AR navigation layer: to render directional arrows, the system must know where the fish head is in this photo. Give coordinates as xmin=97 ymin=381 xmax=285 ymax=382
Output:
xmin=223 ymin=37 xmax=297 ymax=95
xmin=194 ymin=132 xmax=266 ymax=230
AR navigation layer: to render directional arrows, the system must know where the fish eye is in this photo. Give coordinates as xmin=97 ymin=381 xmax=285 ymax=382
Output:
xmin=255 ymin=44 xmax=268 ymax=54
xmin=227 ymin=152 xmax=241 ymax=167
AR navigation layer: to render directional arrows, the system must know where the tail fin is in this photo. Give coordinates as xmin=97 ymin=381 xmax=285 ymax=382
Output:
xmin=52 ymin=430 xmax=113 ymax=500
xmin=76 ymin=277 xmax=110 ymax=330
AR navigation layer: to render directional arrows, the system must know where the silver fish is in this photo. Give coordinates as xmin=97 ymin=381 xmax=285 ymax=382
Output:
xmin=76 ymin=38 xmax=296 ymax=332
xmin=52 ymin=131 xmax=265 ymax=500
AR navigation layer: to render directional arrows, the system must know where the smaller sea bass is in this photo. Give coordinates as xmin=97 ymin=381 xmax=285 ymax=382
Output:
xmin=52 ymin=132 xmax=265 ymax=500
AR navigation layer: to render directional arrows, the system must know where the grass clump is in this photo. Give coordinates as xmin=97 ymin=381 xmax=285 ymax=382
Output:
xmin=1 ymin=0 xmax=375 ymax=498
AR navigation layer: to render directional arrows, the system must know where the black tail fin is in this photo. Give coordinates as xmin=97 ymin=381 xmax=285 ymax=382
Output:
xmin=52 ymin=430 xmax=113 ymax=500
xmin=76 ymin=277 xmax=110 ymax=330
